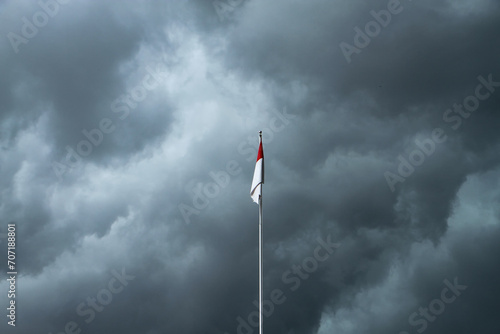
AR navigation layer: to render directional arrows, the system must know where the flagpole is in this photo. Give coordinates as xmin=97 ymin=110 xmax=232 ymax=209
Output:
xmin=258 ymin=131 xmax=263 ymax=334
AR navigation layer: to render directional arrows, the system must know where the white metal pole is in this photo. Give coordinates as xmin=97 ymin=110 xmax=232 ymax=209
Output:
xmin=259 ymin=195 xmax=263 ymax=334
xmin=258 ymin=131 xmax=263 ymax=334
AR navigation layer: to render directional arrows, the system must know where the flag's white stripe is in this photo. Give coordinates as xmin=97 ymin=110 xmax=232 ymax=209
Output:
xmin=251 ymin=157 xmax=263 ymax=203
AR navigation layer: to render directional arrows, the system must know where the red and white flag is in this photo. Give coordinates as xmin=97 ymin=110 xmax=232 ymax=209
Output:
xmin=250 ymin=135 xmax=264 ymax=204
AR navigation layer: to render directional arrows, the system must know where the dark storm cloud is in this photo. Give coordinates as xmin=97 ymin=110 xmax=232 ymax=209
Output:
xmin=1 ymin=0 xmax=180 ymax=166
xmin=1 ymin=0 xmax=499 ymax=334
xmin=0 ymin=0 xmax=179 ymax=275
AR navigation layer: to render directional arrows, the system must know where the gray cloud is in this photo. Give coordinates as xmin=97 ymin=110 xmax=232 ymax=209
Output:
xmin=1 ymin=0 xmax=499 ymax=333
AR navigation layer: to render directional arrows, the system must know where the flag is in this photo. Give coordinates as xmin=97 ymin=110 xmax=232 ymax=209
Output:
xmin=250 ymin=135 xmax=264 ymax=203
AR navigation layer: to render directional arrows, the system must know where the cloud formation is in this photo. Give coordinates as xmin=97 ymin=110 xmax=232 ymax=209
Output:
xmin=1 ymin=0 xmax=499 ymax=333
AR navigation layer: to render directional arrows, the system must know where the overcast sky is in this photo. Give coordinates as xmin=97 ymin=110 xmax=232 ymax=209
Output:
xmin=1 ymin=0 xmax=500 ymax=333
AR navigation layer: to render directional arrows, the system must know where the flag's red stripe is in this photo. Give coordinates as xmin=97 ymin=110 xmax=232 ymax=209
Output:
xmin=256 ymin=142 xmax=263 ymax=161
